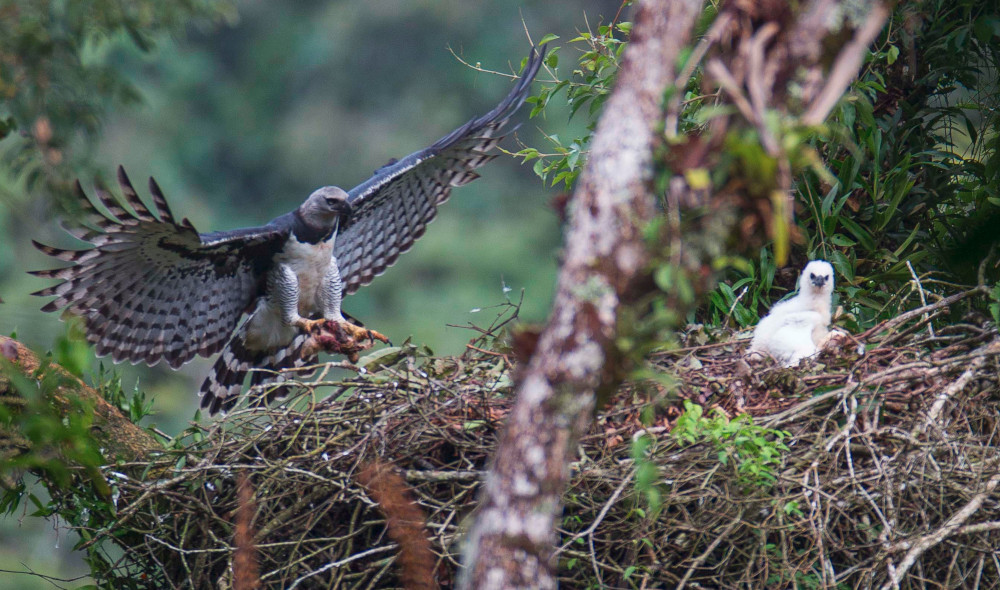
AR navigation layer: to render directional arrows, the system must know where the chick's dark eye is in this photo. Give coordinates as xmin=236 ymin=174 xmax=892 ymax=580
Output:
xmin=810 ymin=273 xmax=816 ymax=279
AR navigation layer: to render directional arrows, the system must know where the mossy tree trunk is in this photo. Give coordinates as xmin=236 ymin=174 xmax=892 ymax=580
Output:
xmin=459 ymin=0 xmax=890 ymax=588
xmin=458 ymin=0 xmax=703 ymax=587
xmin=0 ymin=336 xmax=160 ymax=464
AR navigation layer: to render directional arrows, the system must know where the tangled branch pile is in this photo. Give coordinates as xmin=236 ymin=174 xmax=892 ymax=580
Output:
xmin=83 ymin=291 xmax=1000 ymax=589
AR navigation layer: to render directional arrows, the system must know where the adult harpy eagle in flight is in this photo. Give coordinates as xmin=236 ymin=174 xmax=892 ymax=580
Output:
xmin=32 ymin=46 xmax=545 ymax=415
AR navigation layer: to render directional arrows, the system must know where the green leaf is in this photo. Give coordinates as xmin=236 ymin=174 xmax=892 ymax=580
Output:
xmin=886 ymin=45 xmax=899 ymax=65
xmin=829 ymin=234 xmax=856 ymax=247
xmin=538 ymin=33 xmax=560 ymax=46
xmin=837 ymin=215 xmax=876 ymax=252
xmin=516 ymin=148 xmax=539 ymax=162
xmin=532 ymin=158 xmax=546 ymax=179
xmin=973 ymin=17 xmax=999 ymax=44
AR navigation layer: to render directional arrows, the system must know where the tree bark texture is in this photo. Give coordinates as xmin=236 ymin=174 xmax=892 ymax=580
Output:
xmin=460 ymin=0 xmax=889 ymax=588
xmin=458 ymin=1 xmax=704 ymax=588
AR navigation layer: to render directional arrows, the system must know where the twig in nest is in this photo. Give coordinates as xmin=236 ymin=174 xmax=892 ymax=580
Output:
xmin=721 ymin=285 xmax=749 ymax=332
xmin=676 ymin=515 xmax=744 ymax=590
xmin=912 ymin=363 xmax=981 ymax=439
xmin=858 ymin=286 xmax=988 ymax=341
xmin=906 ymin=260 xmax=935 ymax=339
xmin=880 ymin=471 xmax=1000 ymax=590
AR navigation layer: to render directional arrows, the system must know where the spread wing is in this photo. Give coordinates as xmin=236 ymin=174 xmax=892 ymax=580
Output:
xmin=334 ymin=46 xmax=545 ymax=294
xmin=31 ymin=167 xmax=290 ymax=368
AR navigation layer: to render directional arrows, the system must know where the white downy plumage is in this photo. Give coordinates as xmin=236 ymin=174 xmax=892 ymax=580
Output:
xmin=749 ymin=260 xmax=835 ymax=367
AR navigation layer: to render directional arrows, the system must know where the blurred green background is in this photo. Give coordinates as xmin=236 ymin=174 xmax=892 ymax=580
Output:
xmin=0 ymin=0 xmax=615 ymax=585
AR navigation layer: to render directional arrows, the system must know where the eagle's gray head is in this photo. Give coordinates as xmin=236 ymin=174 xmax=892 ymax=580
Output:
xmin=798 ymin=260 xmax=835 ymax=296
xmin=298 ymin=186 xmax=352 ymax=229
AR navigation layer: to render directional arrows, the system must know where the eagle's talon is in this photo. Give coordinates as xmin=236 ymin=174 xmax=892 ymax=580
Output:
xmin=301 ymin=319 xmax=386 ymax=360
xmin=366 ymin=329 xmax=391 ymax=345
xmin=335 ymin=319 xmax=388 ymax=345
xmin=294 ymin=317 xmax=327 ymax=334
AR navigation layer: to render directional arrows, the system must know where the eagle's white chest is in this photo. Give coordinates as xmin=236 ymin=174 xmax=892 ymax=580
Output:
xmin=275 ymin=237 xmax=335 ymax=315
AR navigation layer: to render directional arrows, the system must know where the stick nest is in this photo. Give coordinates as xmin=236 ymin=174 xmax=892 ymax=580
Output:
xmin=86 ymin=292 xmax=1000 ymax=589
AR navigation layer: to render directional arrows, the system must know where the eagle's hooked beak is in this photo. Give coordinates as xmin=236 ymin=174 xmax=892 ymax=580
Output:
xmin=332 ymin=198 xmax=353 ymax=220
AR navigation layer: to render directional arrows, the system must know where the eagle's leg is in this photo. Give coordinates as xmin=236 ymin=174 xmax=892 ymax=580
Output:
xmin=334 ymin=321 xmax=391 ymax=345
xmin=268 ymin=263 xmax=336 ymax=338
xmin=316 ymin=260 xmax=389 ymax=346
xmin=292 ymin=260 xmax=388 ymax=361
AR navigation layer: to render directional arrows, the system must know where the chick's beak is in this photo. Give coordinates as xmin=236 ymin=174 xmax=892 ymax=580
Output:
xmin=811 ymin=275 xmax=828 ymax=288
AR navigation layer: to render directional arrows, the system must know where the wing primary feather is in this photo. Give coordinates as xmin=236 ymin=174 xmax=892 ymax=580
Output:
xmin=93 ymin=182 xmax=136 ymax=225
xmin=116 ymin=166 xmax=157 ymax=222
xmin=32 ymin=167 xmax=290 ymax=368
xmin=31 ymin=241 xmax=101 ymax=264
xmin=147 ymin=177 xmax=176 ymax=223
xmin=58 ymin=220 xmax=105 ymax=244
xmin=70 ymin=180 xmax=119 ymax=231
xmin=335 ymin=45 xmax=544 ymax=294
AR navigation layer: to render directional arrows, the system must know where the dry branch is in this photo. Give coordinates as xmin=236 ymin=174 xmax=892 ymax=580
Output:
xmin=881 ymin=471 xmax=1000 ymax=590
xmin=233 ymin=472 xmax=261 ymax=590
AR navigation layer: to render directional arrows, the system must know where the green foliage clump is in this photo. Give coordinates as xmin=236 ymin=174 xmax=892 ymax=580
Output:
xmin=0 ymin=357 xmax=106 ymax=502
xmin=0 ymin=0 xmax=234 ymax=203
xmin=706 ymin=248 xmax=777 ymax=328
xmin=516 ymin=20 xmax=630 ymax=190
xmin=671 ymin=400 xmax=790 ymax=489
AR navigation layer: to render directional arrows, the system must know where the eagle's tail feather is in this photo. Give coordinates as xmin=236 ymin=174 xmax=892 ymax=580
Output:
xmin=199 ymin=323 xmax=317 ymax=416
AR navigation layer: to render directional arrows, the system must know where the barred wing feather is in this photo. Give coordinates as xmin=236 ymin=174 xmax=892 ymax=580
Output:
xmin=335 ymin=46 xmax=545 ymax=294
xmin=31 ymin=167 xmax=288 ymax=368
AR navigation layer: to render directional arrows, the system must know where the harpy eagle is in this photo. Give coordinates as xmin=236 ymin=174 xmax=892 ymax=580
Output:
xmin=749 ymin=260 xmax=834 ymax=367
xmin=32 ymin=46 xmax=545 ymax=414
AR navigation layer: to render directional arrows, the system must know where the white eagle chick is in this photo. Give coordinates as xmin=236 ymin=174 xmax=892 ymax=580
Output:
xmin=749 ymin=260 xmax=834 ymax=367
